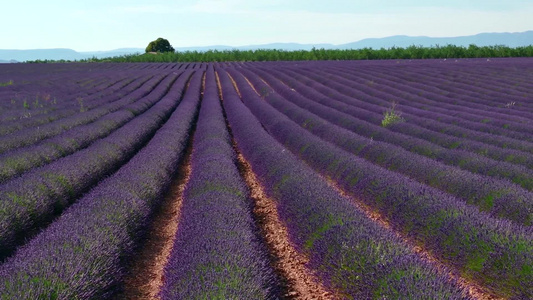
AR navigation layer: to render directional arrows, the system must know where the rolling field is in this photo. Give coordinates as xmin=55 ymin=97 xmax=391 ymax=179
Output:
xmin=0 ymin=59 xmax=531 ymax=299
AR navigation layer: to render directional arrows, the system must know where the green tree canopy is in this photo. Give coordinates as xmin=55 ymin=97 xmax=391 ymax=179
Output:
xmin=145 ymin=38 xmax=175 ymax=53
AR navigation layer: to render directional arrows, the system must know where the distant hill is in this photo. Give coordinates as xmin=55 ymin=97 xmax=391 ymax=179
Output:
xmin=0 ymin=48 xmax=145 ymax=63
xmin=173 ymin=31 xmax=533 ymax=52
xmin=338 ymin=31 xmax=533 ymax=49
xmin=0 ymin=48 xmax=84 ymax=62
xmin=80 ymin=48 xmax=144 ymax=58
xmin=1 ymin=31 xmax=531 ymax=62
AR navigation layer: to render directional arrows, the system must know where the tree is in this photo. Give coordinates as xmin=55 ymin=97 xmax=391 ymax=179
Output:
xmin=145 ymin=38 xmax=175 ymax=53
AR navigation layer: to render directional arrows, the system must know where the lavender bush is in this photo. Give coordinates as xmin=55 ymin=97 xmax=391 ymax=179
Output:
xmin=223 ymin=67 xmax=532 ymax=298
xmin=160 ymin=67 xmax=280 ymax=299
xmin=0 ymin=70 xmax=194 ymax=259
xmin=218 ymin=69 xmax=469 ymax=299
xmin=0 ymin=69 xmax=203 ymax=299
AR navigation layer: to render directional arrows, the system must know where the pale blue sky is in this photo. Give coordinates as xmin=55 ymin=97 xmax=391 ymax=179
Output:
xmin=2 ymin=0 xmax=532 ymax=51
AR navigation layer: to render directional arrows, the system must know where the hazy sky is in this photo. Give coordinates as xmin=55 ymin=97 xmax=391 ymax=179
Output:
xmin=2 ymin=0 xmax=532 ymax=51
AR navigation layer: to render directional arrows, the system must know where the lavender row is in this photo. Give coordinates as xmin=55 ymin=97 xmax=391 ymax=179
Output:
xmin=413 ymin=58 xmax=533 ymax=88
xmin=0 ymin=63 xmax=117 ymax=121
xmin=264 ymin=64 xmax=533 ymax=156
xmin=0 ymin=72 xmax=110 ymax=123
xmin=0 ymin=74 xmax=116 ymax=128
xmin=256 ymin=64 xmax=533 ymax=167
xmin=401 ymin=65 xmax=533 ymax=107
xmin=223 ymin=67 xmax=532 ymax=298
xmin=320 ymin=66 xmax=533 ymax=160
xmin=0 ymin=71 xmax=185 ymax=184
xmin=0 ymin=70 xmax=193 ymax=260
xmin=0 ymin=73 xmax=162 ymax=154
xmin=0 ymin=70 xmax=202 ymax=299
xmin=318 ymin=65 xmax=533 ymax=137
xmin=320 ymin=60 xmax=533 ymax=117
xmin=339 ymin=63 xmax=533 ymax=118
xmin=289 ymin=64 xmax=533 ymax=171
xmin=160 ymin=68 xmax=280 ymax=299
xmin=0 ymin=72 xmax=144 ymax=137
xmin=325 ymin=65 xmax=533 ymax=155
xmin=276 ymin=62 xmax=533 ymax=141
xmin=217 ymin=69 xmax=469 ymax=299
xmin=0 ymin=71 xmax=153 ymax=140
xmin=289 ymin=65 xmax=533 ymax=151
xmin=332 ymin=65 xmax=533 ymax=158
xmin=256 ymin=67 xmax=533 ymax=190
xmin=332 ymin=64 xmax=533 ymax=126
xmin=0 ymin=69 xmax=144 ymax=135
xmin=379 ymin=62 xmax=533 ymax=112
xmin=240 ymin=67 xmax=532 ymax=225
xmin=0 ymin=68 xmax=158 ymax=132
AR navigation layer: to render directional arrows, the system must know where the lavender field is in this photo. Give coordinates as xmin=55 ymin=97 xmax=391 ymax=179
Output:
xmin=0 ymin=59 xmax=531 ymax=299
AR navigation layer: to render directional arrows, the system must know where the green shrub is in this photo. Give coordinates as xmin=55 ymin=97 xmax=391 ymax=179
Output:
xmin=382 ymin=102 xmax=405 ymax=127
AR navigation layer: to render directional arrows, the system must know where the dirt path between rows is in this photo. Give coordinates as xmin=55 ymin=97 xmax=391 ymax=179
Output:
xmin=237 ymin=152 xmax=337 ymax=300
xmin=217 ymin=69 xmax=336 ymax=299
xmin=117 ymin=138 xmax=193 ymax=300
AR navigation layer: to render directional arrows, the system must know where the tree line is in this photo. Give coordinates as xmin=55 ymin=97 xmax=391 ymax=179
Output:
xmin=28 ymin=44 xmax=533 ymax=63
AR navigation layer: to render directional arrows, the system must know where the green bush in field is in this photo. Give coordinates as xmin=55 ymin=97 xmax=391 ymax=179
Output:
xmin=382 ymin=102 xmax=405 ymax=127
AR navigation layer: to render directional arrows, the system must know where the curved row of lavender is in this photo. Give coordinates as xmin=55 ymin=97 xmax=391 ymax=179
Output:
xmin=222 ymin=66 xmax=532 ymax=298
xmin=353 ymin=61 xmax=533 ymax=113
xmin=250 ymin=60 xmax=533 ymax=142
xmin=318 ymin=64 xmax=533 ymax=156
xmin=305 ymin=62 xmax=533 ymax=139
xmin=0 ymin=70 xmax=193 ymax=260
xmin=280 ymin=66 xmax=533 ymax=166
xmin=238 ymin=67 xmax=532 ymax=225
xmin=160 ymin=67 xmax=281 ymax=299
xmin=0 ymin=73 xmax=106 ymax=123
xmin=332 ymin=63 xmax=533 ymax=117
xmin=0 ymin=74 xmax=131 ymax=132
xmin=288 ymin=65 xmax=533 ymax=163
xmin=0 ymin=73 xmax=160 ymax=153
xmin=0 ymin=62 xmax=191 ymax=133
xmin=0 ymin=62 xmax=193 ymax=131
xmin=0 ymin=67 xmax=146 ymax=135
xmin=217 ymin=69 xmax=469 ymax=299
xmin=0 ymin=69 xmax=203 ymax=299
xmin=251 ymin=58 xmax=533 ymax=121
xmin=0 ymin=71 xmax=142 ymax=136
xmin=251 ymin=62 xmax=533 ymax=156
xmin=0 ymin=71 xmax=183 ymax=184
xmin=0 ymin=64 xmax=120 ymax=122
xmin=255 ymin=66 xmax=533 ymax=190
